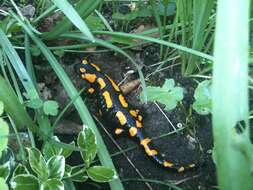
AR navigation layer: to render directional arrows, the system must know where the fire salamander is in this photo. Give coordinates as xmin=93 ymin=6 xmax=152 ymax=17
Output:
xmin=75 ymin=60 xmax=196 ymax=172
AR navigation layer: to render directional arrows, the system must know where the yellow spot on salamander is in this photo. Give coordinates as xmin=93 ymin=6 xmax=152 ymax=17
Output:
xmin=140 ymin=138 xmax=151 ymax=146
xmin=163 ymin=161 xmax=174 ymax=167
xmin=102 ymin=91 xmax=113 ymax=108
xmin=129 ymin=127 xmax=137 ymax=137
xmin=188 ymin=163 xmax=195 ymax=168
xmin=84 ymin=73 xmax=97 ymax=83
xmin=178 ymin=167 xmax=185 ymax=173
xmin=97 ymin=78 xmax=106 ymax=89
xmin=118 ymin=94 xmax=128 ymax=108
xmin=138 ymin=115 xmax=142 ymax=121
xmin=146 ymin=149 xmax=158 ymax=156
xmin=115 ymin=128 xmax=124 ymax=135
xmin=88 ymin=88 xmax=95 ymax=94
xmin=79 ymin=68 xmax=86 ymax=73
xmin=129 ymin=110 xmax=137 ymax=117
xmin=136 ymin=120 xmax=142 ymax=128
xmin=140 ymin=138 xmax=157 ymax=156
xmin=116 ymin=111 xmax=127 ymax=125
xmin=106 ymin=75 xmax=120 ymax=92
xmin=91 ymin=63 xmax=101 ymax=71
xmin=136 ymin=109 xmax=140 ymax=114
xmin=82 ymin=59 xmax=88 ymax=64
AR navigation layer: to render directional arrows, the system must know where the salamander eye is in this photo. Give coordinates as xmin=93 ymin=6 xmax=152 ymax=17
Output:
xmin=79 ymin=67 xmax=86 ymax=73
xmin=74 ymin=64 xmax=87 ymax=75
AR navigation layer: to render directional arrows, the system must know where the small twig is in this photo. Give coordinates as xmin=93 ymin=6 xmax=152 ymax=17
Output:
xmin=154 ymin=101 xmax=178 ymax=131
xmin=172 ymin=174 xmax=200 ymax=185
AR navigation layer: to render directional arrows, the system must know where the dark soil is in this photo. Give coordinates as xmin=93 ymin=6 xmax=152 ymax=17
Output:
xmin=51 ymin=51 xmax=216 ymax=190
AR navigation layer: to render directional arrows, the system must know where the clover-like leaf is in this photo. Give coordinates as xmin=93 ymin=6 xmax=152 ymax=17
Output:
xmin=140 ymin=79 xmax=183 ymax=111
xmin=47 ymin=156 xmax=65 ymax=179
xmin=43 ymin=100 xmax=59 ymax=116
xmin=0 ymin=177 xmax=8 ymax=190
xmin=0 ymin=118 xmax=9 ymax=158
xmin=193 ymin=80 xmax=212 ymax=115
xmin=27 ymin=148 xmax=48 ymax=180
xmin=40 ymin=178 xmax=64 ymax=190
xmin=11 ymin=174 xmax=39 ymax=190
xmin=87 ymin=166 xmax=117 ymax=183
xmin=77 ymin=126 xmax=97 ymax=167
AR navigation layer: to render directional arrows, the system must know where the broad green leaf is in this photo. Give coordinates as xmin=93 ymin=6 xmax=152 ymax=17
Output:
xmin=43 ymin=137 xmax=74 ymax=160
xmin=0 ymin=177 xmax=8 ymax=190
xmin=27 ymin=148 xmax=48 ymax=180
xmin=140 ymin=79 xmax=183 ymax=111
xmin=40 ymin=178 xmax=64 ymax=190
xmin=70 ymin=166 xmax=88 ymax=182
xmin=42 ymin=136 xmax=62 ymax=160
xmin=47 ymin=156 xmax=65 ymax=179
xmin=87 ymin=166 xmax=117 ymax=183
xmin=11 ymin=174 xmax=39 ymax=190
xmin=77 ymin=126 xmax=97 ymax=167
xmin=0 ymin=162 xmax=10 ymax=180
xmin=12 ymin=164 xmax=29 ymax=177
xmin=0 ymin=101 xmax=3 ymax=116
xmin=43 ymin=100 xmax=59 ymax=116
xmin=60 ymin=141 xmax=75 ymax=159
xmin=0 ymin=118 xmax=9 ymax=158
xmin=193 ymin=80 xmax=212 ymax=115
xmin=26 ymin=98 xmax=43 ymax=109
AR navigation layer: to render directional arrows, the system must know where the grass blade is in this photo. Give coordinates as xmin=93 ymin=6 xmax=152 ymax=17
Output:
xmin=43 ymin=0 xmax=101 ymax=39
xmin=51 ymin=0 xmax=95 ymax=41
xmin=93 ymin=30 xmax=214 ymax=61
xmin=0 ymin=74 xmax=36 ymax=131
xmin=10 ymin=12 xmax=124 ymax=190
xmin=212 ymin=0 xmax=252 ymax=189
xmin=0 ymin=29 xmax=39 ymax=100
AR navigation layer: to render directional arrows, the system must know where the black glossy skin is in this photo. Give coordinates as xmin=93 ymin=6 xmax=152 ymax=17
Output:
xmin=75 ymin=61 xmax=196 ymax=172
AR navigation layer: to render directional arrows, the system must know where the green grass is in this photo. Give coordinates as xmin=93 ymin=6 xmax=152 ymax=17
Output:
xmin=0 ymin=0 xmax=252 ymax=189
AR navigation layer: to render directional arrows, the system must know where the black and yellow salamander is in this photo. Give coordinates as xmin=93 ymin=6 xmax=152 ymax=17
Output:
xmin=75 ymin=59 xmax=196 ymax=172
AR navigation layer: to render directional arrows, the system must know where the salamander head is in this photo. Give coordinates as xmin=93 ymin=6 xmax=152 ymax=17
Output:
xmin=75 ymin=59 xmax=101 ymax=75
